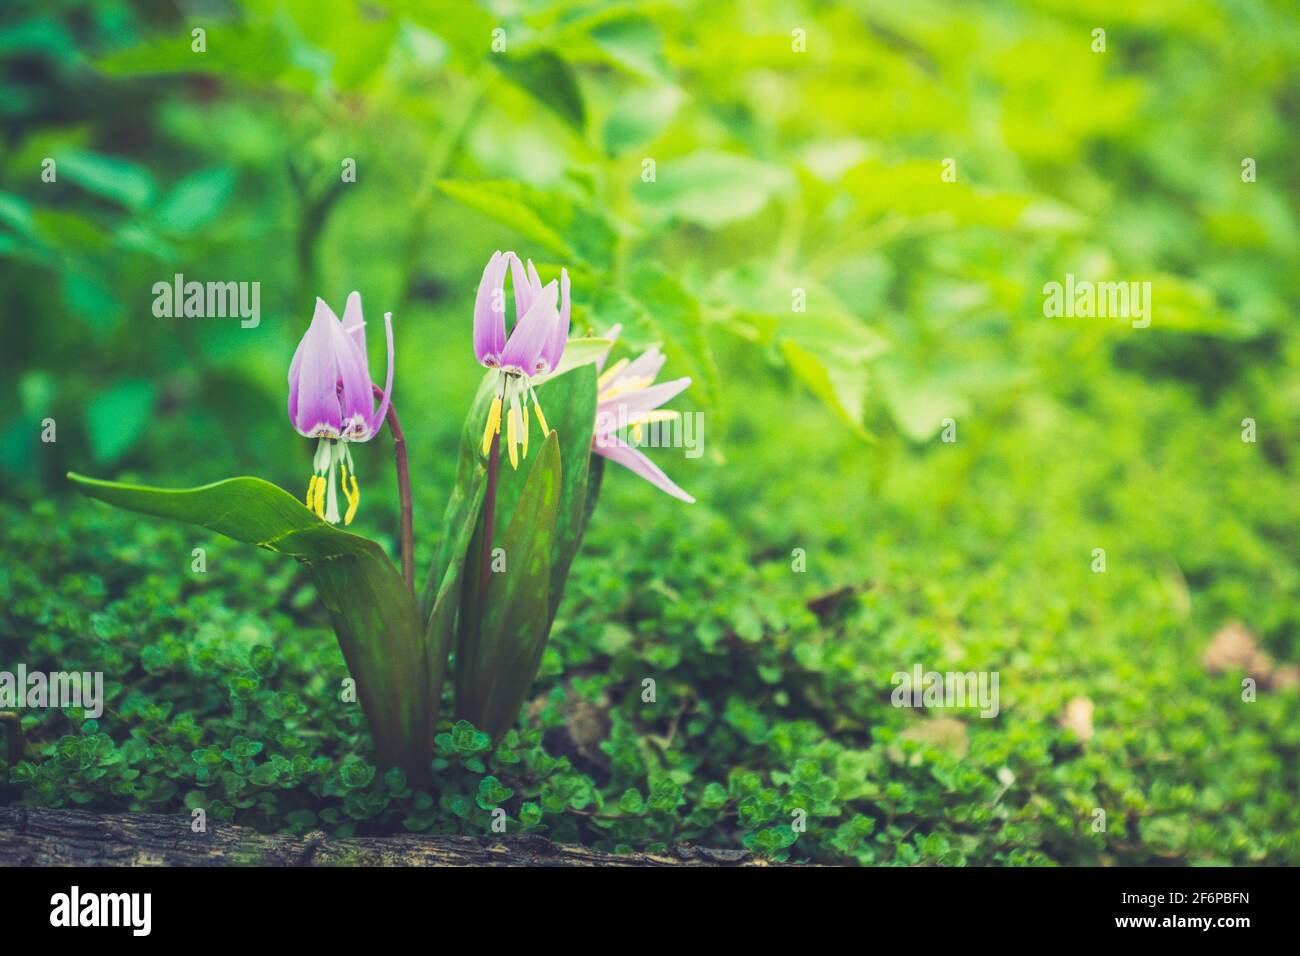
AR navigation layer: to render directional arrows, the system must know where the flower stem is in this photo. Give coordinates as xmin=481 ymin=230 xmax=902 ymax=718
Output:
xmin=480 ymin=430 xmax=500 ymax=596
xmin=375 ymin=385 xmax=414 ymax=593
xmin=1 ymin=711 xmax=22 ymax=766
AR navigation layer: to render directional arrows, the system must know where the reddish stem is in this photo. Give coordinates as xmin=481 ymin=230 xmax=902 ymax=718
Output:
xmin=375 ymin=384 xmax=414 ymax=593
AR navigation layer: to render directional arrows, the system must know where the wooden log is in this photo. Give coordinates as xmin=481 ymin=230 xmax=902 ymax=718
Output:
xmin=0 ymin=807 xmax=765 ymax=867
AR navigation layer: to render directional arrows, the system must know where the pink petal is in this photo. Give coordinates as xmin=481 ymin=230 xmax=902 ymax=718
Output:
xmin=342 ymin=291 xmax=367 ymax=365
xmin=290 ymin=299 xmax=344 ymax=437
xmin=537 ymin=267 xmax=570 ymax=374
xmin=616 ymin=346 xmax=665 ymax=387
xmin=499 ymin=280 xmax=558 ymax=372
xmin=594 ymin=324 xmax=623 ymax=372
xmin=594 ymin=438 xmax=695 ymax=503
xmin=509 ymin=255 xmax=540 ymax=329
xmin=365 ymin=311 xmax=395 ymax=438
xmin=598 ymin=376 xmax=691 ymax=418
xmin=473 ymin=251 xmax=510 ymax=365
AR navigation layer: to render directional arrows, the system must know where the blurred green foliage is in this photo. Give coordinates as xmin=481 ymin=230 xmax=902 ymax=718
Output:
xmin=2 ymin=0 xmax=1298 ymax=863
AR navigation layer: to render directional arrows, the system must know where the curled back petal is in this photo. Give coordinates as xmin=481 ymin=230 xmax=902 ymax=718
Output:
xmin=594 ymin=437 xmax=695 ymax=503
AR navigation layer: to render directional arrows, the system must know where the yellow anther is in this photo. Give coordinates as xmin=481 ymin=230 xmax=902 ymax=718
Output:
xmin=314 ymin=481 xmax=326 ymax=519
xmin=597 ymin=358 xmax=629 ymax=391
xmin=306 ymin=475 xmax=317 ymax=513
xmin=343 ymin=469 xmax=360 ymax=526
xmin=599 ymin=376 xmax=655 ymax=403
xmin=629 ymin=410 xmax=679 ymax=426
xmin=507 ymin=406 xmax=519 ymax=470
xmin=534 ymin=400 xmax=549 ymax=435
xmin=481 ymin=396 xmax=502 ymax=457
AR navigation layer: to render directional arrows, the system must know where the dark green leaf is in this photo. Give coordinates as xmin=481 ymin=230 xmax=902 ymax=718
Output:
xmin=66 ymin=473 xmax=433 ymax=785
xmin=59 ymin=150 xmax=156 ymax=210
xmin=86 ymin=379 xmax=156 ymax=464
xmin=494 ymin=50 xmax=585 ymax=133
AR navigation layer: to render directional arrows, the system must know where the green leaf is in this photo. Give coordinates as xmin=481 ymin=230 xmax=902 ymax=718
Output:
xmin=434 ymin=179 xmax=616 ymax=270
xmin=494 ymin=50 xmax=585 ymax=133
xmin=455 ymin=432 xmax=562 ymax=742
xmin=550 ymin=336 xmax=613 ymax=375
xmin=534 ymin=364 xmax=598 ymax=625
xmin=781 ymin=340 xmax=875 ymax=443
xmin=63 ymin=269 xmax=124 ymax=335
xmin=469 ymin=365 xmax=598 ymax=618
xmin=153 ymin=167 xmax=237 ymax=234
xmin=718 ymin=265 xmax=886 ymax=442
xmin=603 ymin=85 xmax=682 ymax=155
xmin=590 ymin=15 xmax=669 ymax=82
xmin=437 ymin=180 xmax=575 ymax=261
xmin=86 ymin=379 xmax=156 ymax=464
xmin=66 ymin=473 xmax=433 ymax=785
xmin=476 ymin=774 xmax=514 ymax=809
xmin=616 ymin=264 xmax=721 ymax=410
xmin=282 ymin=0 xmax=399 ymax=89
xmin=0 ymin=191 xmax=35 ymax=237
xmin=877 ymin=366 xmax=970 ymax=443
xmin=636 ymin=150 xmax=794 ymax=229
xmin=59 ymin=150 xmax=156 ymax=210
xmin=95 ymin=23 xmax=291 ymax=82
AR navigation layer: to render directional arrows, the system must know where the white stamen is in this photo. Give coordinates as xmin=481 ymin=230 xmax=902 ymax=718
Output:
xmin=325 ymin=443 xmax=340 ymax=524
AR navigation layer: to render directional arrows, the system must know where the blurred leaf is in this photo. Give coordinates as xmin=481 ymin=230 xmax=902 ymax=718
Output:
xmin=388 ymin=0 xmax=495 ymax=66
xmin=59 ymin=150 xmax=155 ymax=210
xmin=495 ymin=50 xmax=585 ymax=133
xmin=85 ymin=379 xmax=156 ymax=463
xmin=435 ymin=179 xmax=615 ymax=268
xmin=0 ymin=16 xmax=79 ymax=61
xmin=0 ymin=192 xmax=35 ymax=237
xmin=590 ymin=15 xmax=668 ymax=81
xmin=283 ymin=0 xmax=399 ymax=89
xmin=877 ymin=366 xmax=970 ymax=443
xmin=603 ymin=85 xmax=682 ymax=155
xmin=61 ymin=269 xmax=122 ymax=333
xmin=31 ymin=208 xmax=110 ymax=253
xmin=153 ymin=167 xmax=237 ymax=234
xmin=615 ymin=264 xmax=721 ymax=409
xmin=637 ymin=150 xmax=794 ymax=229
xmin=437 ymin=179 xmax=575 ymax=260
xmin=781 ymin=340 xmax=874 ymax=443
xmin=95 ymin=22 xmax=292 ymax=81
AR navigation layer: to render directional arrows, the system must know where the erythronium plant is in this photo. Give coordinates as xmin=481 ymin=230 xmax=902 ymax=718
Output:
xmin=68 ymin=254 xmax=695 ymax=785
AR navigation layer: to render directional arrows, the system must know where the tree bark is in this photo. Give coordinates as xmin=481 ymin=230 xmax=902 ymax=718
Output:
xmin=0 ymin=807 xmax=764 ymax=867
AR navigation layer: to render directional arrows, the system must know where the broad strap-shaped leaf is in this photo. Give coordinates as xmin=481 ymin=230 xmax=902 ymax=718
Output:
xmin=473 ymin=364 xmax=597 ymax=616
xmin=432 ymin=363 xmax=598 ymax=624
xmin=455 ymin=433 xmax=561 ymax=741
xmin=68 ymin=473 xmax=377 ymax=558
xmin=67 ymin=472 xmax=433 ymax=785
xmin=439 ymin=364 xmax=598 ymax=741
xmin=533 ymin=363 xmax=598 ymax=627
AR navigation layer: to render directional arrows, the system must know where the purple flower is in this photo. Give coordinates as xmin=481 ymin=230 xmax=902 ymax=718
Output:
xmin=473 ymin=251 xmax=570 ymax=469
xmin=287 ymin=292 xmax=394 ymax=525
xmin=591 ymin=326 xmax=695 ymax=504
